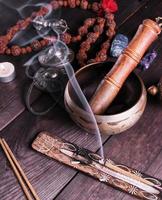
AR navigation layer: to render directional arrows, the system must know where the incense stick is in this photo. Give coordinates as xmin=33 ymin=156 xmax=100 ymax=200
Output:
xmin=32 ymin=132 xmax=162 ymax=200
xmin=0 ymin=138 xmax=40 ymax=200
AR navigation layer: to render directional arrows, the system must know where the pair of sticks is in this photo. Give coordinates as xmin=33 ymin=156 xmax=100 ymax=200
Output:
xmin=0 ymin=138 xmax=40 ymax=200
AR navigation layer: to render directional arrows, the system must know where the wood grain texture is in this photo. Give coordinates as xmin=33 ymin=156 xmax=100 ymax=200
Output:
xmin=55 ymin=1 xmax=162 ymax=200
xmin=0 ymin=104 xmax=109 ymax=200
xmin=55 ymin=103 xmax=162 ymax=200
xmin=0 ymin=1 xmax=161 ymax=200
xmin=32 ymin=132 xmax=162 ymax=200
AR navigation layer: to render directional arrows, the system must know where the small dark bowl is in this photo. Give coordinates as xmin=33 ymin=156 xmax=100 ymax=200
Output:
xmin=64 ymin=61 xmax=147 ymax=135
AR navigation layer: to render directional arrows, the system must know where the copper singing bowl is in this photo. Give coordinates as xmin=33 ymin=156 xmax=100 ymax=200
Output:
xmin=64 ymin=61 xmax=147 ymax=135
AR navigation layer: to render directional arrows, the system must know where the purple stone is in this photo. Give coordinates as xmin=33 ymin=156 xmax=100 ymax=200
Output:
xmin=139 ymin=50 xmax=157 ymax=71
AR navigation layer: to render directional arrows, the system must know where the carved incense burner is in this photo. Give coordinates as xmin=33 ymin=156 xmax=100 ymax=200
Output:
xmin=32 ymin=132 xmax=162 ymax=200
xmin=89 ymin=19 xmax=161 ymax=114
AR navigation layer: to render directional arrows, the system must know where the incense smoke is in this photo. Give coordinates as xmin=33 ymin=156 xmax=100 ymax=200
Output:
xmin=7 ymin=1 xmax=105 ymax=158
xmin=52 ymin=40 xmax=104 ymax=158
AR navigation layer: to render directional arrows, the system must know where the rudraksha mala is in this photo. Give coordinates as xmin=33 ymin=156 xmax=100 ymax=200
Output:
xmin=0 ymin=0 xmax=117 ymax=66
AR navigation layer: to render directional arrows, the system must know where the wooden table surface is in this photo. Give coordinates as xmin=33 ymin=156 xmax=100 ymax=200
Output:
xmin=1 ymin=0 xmax=162 ymax=199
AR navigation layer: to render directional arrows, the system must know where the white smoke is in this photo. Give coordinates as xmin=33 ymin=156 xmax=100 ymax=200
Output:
xmin=20 ymin=4 xmax=105 ymax=158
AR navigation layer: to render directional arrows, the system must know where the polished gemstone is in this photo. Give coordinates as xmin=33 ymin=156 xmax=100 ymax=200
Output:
xmin=110 ymin=34 xmax=128 ymax=57
xmin=139 ymin=50 xmax=157 ymax=71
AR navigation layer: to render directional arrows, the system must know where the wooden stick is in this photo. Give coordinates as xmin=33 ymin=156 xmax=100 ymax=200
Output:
xmin=32 ymin=132 xmax=162 ymax=200
xmin=1 ymin=139 xmax=41 ymax=200
xmin=0 ymin=139 xmax=33 ymax=200
xmin=0 ymin=138 xmax=40 ymax=200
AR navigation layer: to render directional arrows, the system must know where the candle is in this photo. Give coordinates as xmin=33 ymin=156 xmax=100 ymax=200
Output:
xmin=0 ymin=62 xmax=16 ymax=83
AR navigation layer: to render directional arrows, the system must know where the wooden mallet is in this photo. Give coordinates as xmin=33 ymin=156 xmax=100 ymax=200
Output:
xmin=89 ymin=19 xmax=161 ymax=114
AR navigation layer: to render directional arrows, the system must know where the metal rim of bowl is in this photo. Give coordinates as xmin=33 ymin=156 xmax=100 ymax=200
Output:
xmin=64 ymin=62 xmax=147 ymax=122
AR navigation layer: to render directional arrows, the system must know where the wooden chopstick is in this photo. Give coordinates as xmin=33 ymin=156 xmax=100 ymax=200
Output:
xmin=0 ymin=138 xmax=40 ymax=200
xmin=0 ymin=138 xmax=33 ymax=200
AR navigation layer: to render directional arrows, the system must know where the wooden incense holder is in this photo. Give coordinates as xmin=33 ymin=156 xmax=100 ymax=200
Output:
xmin=32 ymin=132 xmax=162 ymax=200
xmin=90 ymin=19 xmax=161 ymax=114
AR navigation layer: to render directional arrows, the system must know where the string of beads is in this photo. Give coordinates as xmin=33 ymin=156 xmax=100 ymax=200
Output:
xmin=0 ymin=0 xmax=117 ymax=66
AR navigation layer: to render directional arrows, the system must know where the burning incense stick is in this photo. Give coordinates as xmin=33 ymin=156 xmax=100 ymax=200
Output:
xmin=0 ymin=138 xmax=40 ymax=200
xmin=32 ymin=132 xmax=162 ymax=200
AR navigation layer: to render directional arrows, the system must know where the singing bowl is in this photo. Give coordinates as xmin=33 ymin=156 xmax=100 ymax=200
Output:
xmin=64 ymin=61 xmax=147 ymax=135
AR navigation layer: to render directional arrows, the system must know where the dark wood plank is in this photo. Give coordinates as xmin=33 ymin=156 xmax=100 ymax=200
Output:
xmin=0 ymin=1 xmax=156 ymax=200
xmin=0 ymin=101 xmax=109 ymax=200
xmin=116 ymin=0 xmax=150 ymax=27
xmin=121 ymin=151 xmax=162 ymax=200
xmin=0 ymin=0 xmax=149 ymax=131
xmin=54 ymin=103 xmax=162 ymax=200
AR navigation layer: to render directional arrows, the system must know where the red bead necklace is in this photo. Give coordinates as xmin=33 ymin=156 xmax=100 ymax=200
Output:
xmin=0 ymin=0 xmax=118 ymax=66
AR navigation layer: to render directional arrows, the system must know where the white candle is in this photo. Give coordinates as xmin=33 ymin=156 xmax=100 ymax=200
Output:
xmin=0 ymin=62 xmax=16 ymax=83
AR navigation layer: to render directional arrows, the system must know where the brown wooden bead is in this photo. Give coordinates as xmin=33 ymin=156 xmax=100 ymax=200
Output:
xmin=108 ymin=21 xmax=116 ymax=30
xmin=0 ymin=0 xmax=116 ymax=66
xmin=94 ymin=25 xmax=103 ymax=34
xmin=80 ymin=0 xmax=88 ymax=10
xmin=92 ymin=2 xmax=100 ymax=12
xmin=26 ymin=46 xmax=32 ymax=53
xmin=21 ymin=48 xmax=27 ymax=54
xmin=11 ymin=45 xmax=22 ymax=56
xmin=31 ymin=40 xmax=42 ymax=51
xmin=36 ymin=10 xmax=44 ymax=16
xmin=106 ymin=29 xmax=115 ymax=38
xmin=84 ymin=18 xmax=95 ymax=26
xmin=79 ymin=26 xmax=88 ymax=36
xmin=101 ymin=41 xmax=110 ymax=49
xmin=80 ymin=41 xmax=90 ymax=49
xmin=0 ymin=36 xmax=8 ymax=54
xmin=68 ymin=0 xmax=76 ymax=8
xmin=5 ymin=48 xmax=11 ymax=55
xmin=12 ymin=25 xmax=19 ymax=32
xmin=87 ymin=32 xmax=99 ymax=43
xmin=78 ymin=54 xmax=87 ymax=61
xmin=71 ymin=35 xmax=81 ymax=42
xmin=17 ymin=20 xmax=23 ymax=26
xmin=63 ymin=1 xmax=68 ymax=7
xmin=61 ymin=33 xmax=72 ymax=44
xmin=78 ymin=51 xmax=87 ymax=58
xmin=97 ymin=17 xmax=105 ymax=24
xmin=76 ymin=35 xmax=81 ymax=41
xmin=51 ymin=1 xmax=60 ymax=9
xmin=42 ymin=6 xmax=49 ymax=14
xmin=97 ymin=51 xmax=107 ymax=61
xmin=26 ymin=17 xmax=31 ymax=23
xmin=7 ymin=28 xmax=13 ymax=36
xmin=78 ymin=49 xmax=86 ymax=54
xmin=44 ymin=39 xmax=50 ymax=45
xmin=6 ymin=34 xmax=12 ymax=41
xmin=40 ymin=39 xmax=47 ymax=47
xmin=95 ymin=56 xmax=101 ymax=62
xmin=76 ymin=0 xmax=80 ymax=6
xmin=105 ymin=13 xmax=114 ymax=21
xmin=58 ymin=1 xmax=64 ymax=7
